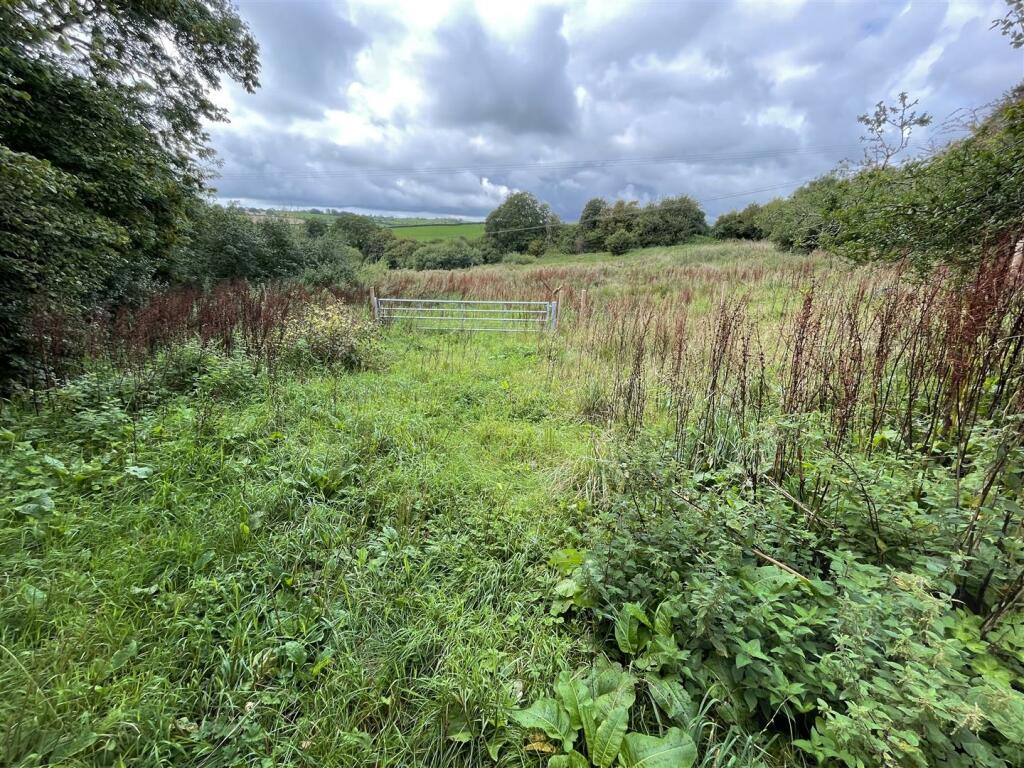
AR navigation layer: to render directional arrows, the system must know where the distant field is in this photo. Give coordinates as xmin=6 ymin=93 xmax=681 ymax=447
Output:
xmin=253 ymin=209 xmax=485 ymax=240
xmin=388 ymin=221 xmax=485 ymax=240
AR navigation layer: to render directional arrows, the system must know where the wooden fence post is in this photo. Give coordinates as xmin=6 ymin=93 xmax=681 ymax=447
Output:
xmin=369 ymin=287 xmax=378 ymax=321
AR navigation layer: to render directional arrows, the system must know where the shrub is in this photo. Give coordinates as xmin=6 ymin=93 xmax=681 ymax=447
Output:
xmin=280 ymin=302 xmax=379 ymax=371
xmin=300 ymin=237 xmax=360 ymax=287
xmin=304 ymin=218 xmax=328 ymax=239
xmin=413 ymin=239 xmax=482 ymax=270
xmin=300 ymin=259 xmax=357 ymax=288
xmin=354 ymin=259 xmax=389 ymax=290
xmin=578 ymin=198 xmax=610 ymax=251
xmin=598 ymin=200 xmax=641 ymax=245
xmin=329 ymin=213 xmax=396 ymax=263
xmin=711 ymin=204 xmax=764 ymax=240
xmin=606 ymin=228 xmax=635 ymax=256
xmin=549 ymin=439 xmax=1024 ymax=768
xmin=634 ymin=196 xmax=708 ymax=246
xmin=527 ymin=238 xmax=547 ymax=257
xmin=383 ymin=238 xmax=422 ymax=269
xmin=756 ymin=176 xmax=845 ymax=253
xmin=476 ymin=238 xmax=504 ymax=265
xmin=553 ymin=222 xmax=582 ymax=254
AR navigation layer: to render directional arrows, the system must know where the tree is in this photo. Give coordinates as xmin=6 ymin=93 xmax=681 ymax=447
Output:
xmin=578 ymin=197 xmax=609 ymax=251
xmin=597 ymin=200 xmax=641 ymax=244
xmin=172 ymin=204 xmax=270 ymax=282
xmin=0 ymin=1 xmax=259 ymax=381
xmin=1 ymin=1 xmax=259 ymax=173
xmin=257 ymin=218 xmax=306 ymax=277
xmin=824 ymin=88 xmax=1024 ymax=269
xmin=485 ymin=192 xmax=558 ymax=253
xmin=330 ymin=214 xmax=395 ymax=263
xmin=858 ymin=92 xmax=932 ymax=169
xmin=992 ymin=0 xmax=1024 ymax=48
xmin=305 ymin=218 xmax=329 ymax=239
xmin=756 ymin=176 xmax=846 ymax=253
xmin=383 ymin=238 xmax=422 ymax=269
xmin=634 ymin=196 xmax=708 ymax=246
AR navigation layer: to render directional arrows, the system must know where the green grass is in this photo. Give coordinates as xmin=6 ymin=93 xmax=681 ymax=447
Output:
xmin=389 ymin=222 xmax=485 ymax=241
xmin=1 ymin=332 xmax=599 ymax=767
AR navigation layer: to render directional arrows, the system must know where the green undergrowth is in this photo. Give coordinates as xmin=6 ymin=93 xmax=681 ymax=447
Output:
xmin=1 ymin=333 xmax=600 ymax=767
xmin=3 ymin=305 xmax=1024 ymax=767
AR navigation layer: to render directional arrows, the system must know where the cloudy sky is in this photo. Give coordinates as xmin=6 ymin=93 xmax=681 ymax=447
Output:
xmin=209 ymin=0 xmax=1023 ymax=221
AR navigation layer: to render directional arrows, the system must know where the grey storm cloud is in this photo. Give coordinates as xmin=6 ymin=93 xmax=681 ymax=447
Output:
xmin=420 ymin=6 xmax=577 ymax=135
xmin=230 ymin=1 xmax=367 ymax=119
xmin=210 ymin=0 xmax=1024 ymax=220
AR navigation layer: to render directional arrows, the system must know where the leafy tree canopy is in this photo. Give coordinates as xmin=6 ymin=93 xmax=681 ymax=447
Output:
xmin=0 ymin=1 xmax=260 ymax=381
xmin=485 ymin=192 xmax=559 ymax=253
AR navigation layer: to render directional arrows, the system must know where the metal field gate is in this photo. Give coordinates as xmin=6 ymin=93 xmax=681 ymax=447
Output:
xmin=371 ymin=293 xmax=558 ymax=333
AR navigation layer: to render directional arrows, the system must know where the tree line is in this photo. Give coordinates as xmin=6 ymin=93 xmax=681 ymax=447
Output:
xmin=710 ymin=85 xmax=1023 ymax=271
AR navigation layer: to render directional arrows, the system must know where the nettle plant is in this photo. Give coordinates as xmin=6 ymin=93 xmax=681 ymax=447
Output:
xmin=543 ymin=538 xmax=1024 ymax=768
xmin=511 ymin=658 xmax=697 ymax=768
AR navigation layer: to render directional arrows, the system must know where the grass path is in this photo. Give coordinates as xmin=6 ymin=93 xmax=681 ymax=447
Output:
xmin=2 ymin=332 xmax=601 ymax=767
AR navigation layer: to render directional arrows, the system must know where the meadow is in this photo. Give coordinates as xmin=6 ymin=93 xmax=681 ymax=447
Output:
xmin=388 ymin=222 xmax=486 ymax=241
xmin=2 ymin=241 xmax=1023 ymax=767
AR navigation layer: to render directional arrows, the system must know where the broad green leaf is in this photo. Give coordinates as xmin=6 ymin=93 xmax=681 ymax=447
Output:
xmin=49 ymin=731 xmax=99 ymax=762
xmin=283 ymin=640 xmax=306 ymax=665
xmin=589 ymin=705 xmax=628 ymax=768
xmin=511 ymin=697 xmax=573 ymax=747
xmin=618 ymin=728 xmax=697 ymax=768
xmin=485 ymin=736 xmax=504 ymax=762
xmin=125 ymin=465 xmax=154 ymax=479
xmin=593 ymin=672 xmax=636 ymax=724
xmin=310 ymin=653 xmax=333 ymax=676
xmin=645 ymin=675 xmax=693 ymax=724
xmin=549 ymin=548 xmax=586 ymax=574
xmin=20 ymin=584 xmax=47 ymax=609
xmin=556 ymin=670 xmax=592 ymax=733
xmin=555 ymin=578 xmax=580 ymax=598
xmin=653 ymin=601 xmax=678 ymax=638
xmin=549 ymin=751 xmax=590 ymax=768
xmin=973 ymin=685 xmax=1024 ymax=742
xmin=737 ymin=638 xmax=770 ymax=660
xmin=591 ymin=659 xmax=631 ymax=698
xmin=615 ymin=603 xmax=652 ymax=655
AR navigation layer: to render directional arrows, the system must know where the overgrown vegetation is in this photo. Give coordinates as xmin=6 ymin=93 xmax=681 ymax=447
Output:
xmin=4 ymin=241 xmax=1023 ymax=766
